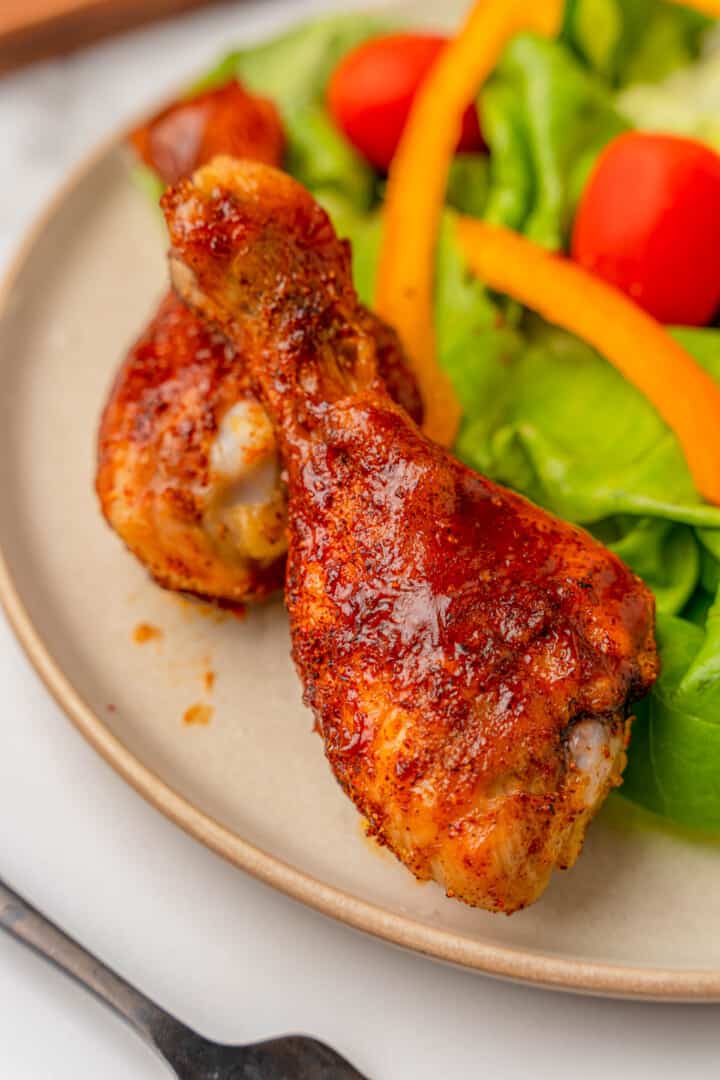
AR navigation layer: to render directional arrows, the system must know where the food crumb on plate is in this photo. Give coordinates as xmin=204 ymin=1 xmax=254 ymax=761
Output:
xmin=183 ymin=703 xmax=213 ymax=726
xmin=132 ymin=622 xmax=163 ymax=644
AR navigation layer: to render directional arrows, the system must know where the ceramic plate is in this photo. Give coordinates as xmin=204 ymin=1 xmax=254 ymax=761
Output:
xmin=2 ymin=7 xmax=720 ymax=1002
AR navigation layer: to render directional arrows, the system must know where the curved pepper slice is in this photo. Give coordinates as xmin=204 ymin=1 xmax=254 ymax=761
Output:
xmin=375 ymin=0 xmax=564 ymax=446
xmin=668 ymin=0 xmax=720 ymax=15
xmin=456 ymin=216 xmax=720 ymax=507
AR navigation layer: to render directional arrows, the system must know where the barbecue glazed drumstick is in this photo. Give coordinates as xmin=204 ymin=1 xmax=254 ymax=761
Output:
xmin=163 ymin=157 xmax=658 ymax=912
xmin=99 ymin=80 xmax=421 ymax=603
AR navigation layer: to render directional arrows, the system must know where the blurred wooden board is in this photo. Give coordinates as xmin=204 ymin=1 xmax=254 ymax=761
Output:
xmin=0 ymin=0 xmax=232 ymax=73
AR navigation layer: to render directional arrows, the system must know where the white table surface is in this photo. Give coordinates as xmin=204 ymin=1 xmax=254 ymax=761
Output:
xmin=1 ymin=2 xmax=720 ymax=1077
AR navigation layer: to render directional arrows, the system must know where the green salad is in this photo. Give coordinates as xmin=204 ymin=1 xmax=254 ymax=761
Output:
xmin=141 ymin=1 xmax=720 ymax=831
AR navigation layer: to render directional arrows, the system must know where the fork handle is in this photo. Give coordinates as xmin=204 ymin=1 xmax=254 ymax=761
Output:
xmin=0 ymin=877 xmax=197 ymax=1066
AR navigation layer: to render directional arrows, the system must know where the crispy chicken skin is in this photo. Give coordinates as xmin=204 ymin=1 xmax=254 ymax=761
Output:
xmin=162 ymin=158 xmax=658 ymax=912
xmin=131 ymin=80 xmax=285 ymax=186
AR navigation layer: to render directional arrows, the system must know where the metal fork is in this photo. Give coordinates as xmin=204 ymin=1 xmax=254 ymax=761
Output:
xmin=0 ymin=878 xmax=367 ymax=1079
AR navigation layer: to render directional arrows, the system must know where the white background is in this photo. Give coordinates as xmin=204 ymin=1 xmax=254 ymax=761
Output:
xmin=1 ymin=2 xmax=720 ymax=1076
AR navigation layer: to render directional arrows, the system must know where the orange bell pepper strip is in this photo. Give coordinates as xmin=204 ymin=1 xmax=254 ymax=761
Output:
xmin=668 ymin=0 xmax=720 ymax=15
xmin=455 ymin=216 xmax=720 ymax=507
xmin=375 ymin=0 xmax=564 ymax=447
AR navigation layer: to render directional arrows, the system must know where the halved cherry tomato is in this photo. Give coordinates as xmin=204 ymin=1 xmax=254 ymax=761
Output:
xmin=327 ymin=33 xmax=484 ymax=172
xmin=572 ymin=132 xmax=720 ymax=327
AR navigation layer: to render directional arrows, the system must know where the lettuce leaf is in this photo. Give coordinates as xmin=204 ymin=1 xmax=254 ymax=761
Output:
xmin=283 ymin=105 xmax=376 ymax=212
xmin=597 ymin=517 xmax=700 ymax=617
xmin=481 ymin=35 xmax=628 ymax=250
xmin=623 ymin=608 xmax=720 ymax=828
xmin=562 ymin=0 xmax=710 ymax=87
xmin=618 ymin=35 xmax=720 ymax=151
xmin=453 ymin=319 xmax=720 ymax=529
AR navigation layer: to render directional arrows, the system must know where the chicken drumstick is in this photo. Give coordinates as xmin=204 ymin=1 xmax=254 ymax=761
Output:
xmin=99 ymin=81 xmax=422 ymax=604
xmin=162 ymin=157 xmax=658 ymax=912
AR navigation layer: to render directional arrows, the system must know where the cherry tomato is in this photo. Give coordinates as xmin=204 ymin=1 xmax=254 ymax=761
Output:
xmin=572 ymin=132 xmax=720 ymax=326
xmin=327 ymin=33 xmax=484 ymax=172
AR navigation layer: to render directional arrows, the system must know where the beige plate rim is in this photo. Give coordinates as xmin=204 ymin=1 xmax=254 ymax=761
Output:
xmin=2 ymin=123 xmax=718 ymax=1004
